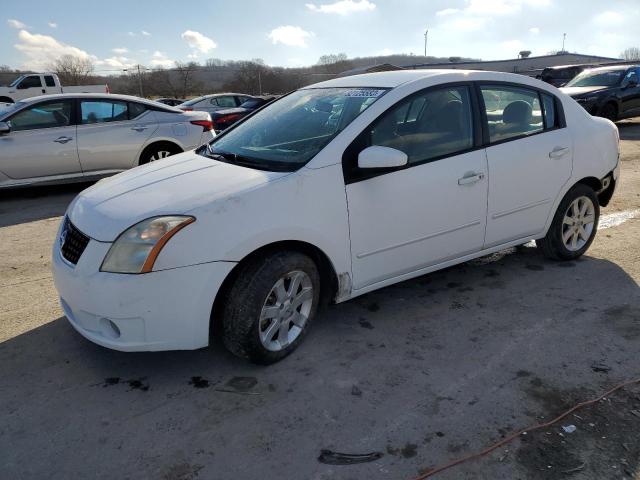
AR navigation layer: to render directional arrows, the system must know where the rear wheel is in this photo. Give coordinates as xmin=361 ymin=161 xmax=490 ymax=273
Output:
xmin=536 ymin=184 xmax=599 ymax=260
xmin=222 ymin=251 xmax=321 ymax=364
xmin=139 ymin=143 xmax=182 ymax=165
xmin=0 ymin=97 xmax=14 ymax=104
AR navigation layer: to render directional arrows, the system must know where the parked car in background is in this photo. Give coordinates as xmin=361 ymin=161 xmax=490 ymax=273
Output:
xmin=155 ymin=98 xmax=186 ymax=106
xmin=560 ymin=65 xmax=640 ymax=121
xmin=210 ymin=96 xmax=277 ymax=132
xmin=0 ymin=73 xmax=109 ymax=103
xmin=178 ymin=93 xmax=254 ymax=114
xmin=538 ymin=65 xmax=586 ymax=87
xmin=0 ymin=93 xmax=213 ymax=188
xmin=53 ymin=70 xmax=618 ymax=364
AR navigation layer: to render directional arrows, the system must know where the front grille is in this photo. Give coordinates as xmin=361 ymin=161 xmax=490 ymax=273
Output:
xmin=60 ymin=217 xmax=90 ymax=265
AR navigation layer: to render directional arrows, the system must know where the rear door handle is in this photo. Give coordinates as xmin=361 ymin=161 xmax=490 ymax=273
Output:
xmin=458 ymin=172 xmax=485 ymax=185
xmin=549 ymin=146 xmax=570 ymax=159
xmin=53 ymin=136 xmax=73 ymax=144
xmin=131 ymin=125 xmax=148 ymax=132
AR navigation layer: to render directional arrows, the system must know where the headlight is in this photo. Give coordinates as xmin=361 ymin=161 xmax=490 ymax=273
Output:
xmin=101 ymin=216 xmax=195 ymax=274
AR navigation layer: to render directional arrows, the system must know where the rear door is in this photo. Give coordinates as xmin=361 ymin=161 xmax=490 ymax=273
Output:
xmin=480 ymin=84 xmax=572 ymax=248
xmin=42 ymin=75 xmax=59 ymax=95
xmin=0 ymin=99 xmax=81 ymax=179
xmin=76 ymin=99 xmax=158 ymax=173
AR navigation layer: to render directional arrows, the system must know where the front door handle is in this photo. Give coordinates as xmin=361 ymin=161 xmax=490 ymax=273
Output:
xmin=458 ymin=172 xmax=485 ymax=185
xmin=131 ymin=125 xmax=148 ymax=132
xmin=53 ymin=136 xmax=73 ymax=144
xmin=549 ymin=146 xmax=570 ymax=159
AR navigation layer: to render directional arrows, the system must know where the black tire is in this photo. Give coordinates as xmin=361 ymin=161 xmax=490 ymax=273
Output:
xmin=0 ymin=97 xmax=14 ymax=104
xmin=222 ymin=251 xmax=321 ymax=364
xmin=599 ymin=103 xmax=618 ymax=122
xmin=536 ymin=184 xmax=600 ymax=261
xmin=139 ymin=142 xmax=182 ymax=165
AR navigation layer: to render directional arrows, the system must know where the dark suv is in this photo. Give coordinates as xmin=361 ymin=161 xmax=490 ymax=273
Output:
xmin=538 ymin=65 xmax=585 ymax=87
xmin=560 ymin=65 xmax=640 ymax=121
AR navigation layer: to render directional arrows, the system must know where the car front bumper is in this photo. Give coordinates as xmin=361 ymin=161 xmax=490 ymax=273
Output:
xmin=52 ymin=225 xmax=235 ymax=352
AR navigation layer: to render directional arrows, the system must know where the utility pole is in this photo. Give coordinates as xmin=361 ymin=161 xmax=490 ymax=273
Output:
xmin=424 ymin=29 xmax=429 ymax=58
xmin=561 ymin=33 xmax=566 ymax=53
xmin=137 ymin=64 xmax=144 ymax=98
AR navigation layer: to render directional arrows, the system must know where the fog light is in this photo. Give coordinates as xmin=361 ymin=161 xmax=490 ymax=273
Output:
xmin=100 ymin=318 xmax=121 ymax=339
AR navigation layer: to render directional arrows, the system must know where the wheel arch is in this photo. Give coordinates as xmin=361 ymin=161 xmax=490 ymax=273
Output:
xmin=137 ymin=140 xmax=184 ymax=166
xmin=209 ymin=240 xmax=341 ymax=340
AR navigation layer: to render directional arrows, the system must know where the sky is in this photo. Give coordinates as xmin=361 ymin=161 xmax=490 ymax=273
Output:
xmin=1 ymin=0 xmax=639 ymax=73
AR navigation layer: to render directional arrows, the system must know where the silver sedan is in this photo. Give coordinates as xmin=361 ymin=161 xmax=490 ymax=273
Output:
xmin=0 ymin=93 xmax=215 ymax=188
xmin=178 ymin=93 xmax=253 ymax=115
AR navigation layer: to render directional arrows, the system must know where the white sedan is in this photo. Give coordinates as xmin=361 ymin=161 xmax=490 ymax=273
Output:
xmin=53 ymin=70 xmax=619 ymax=364
xmin=0 ymin=94 xmax=214 ymax=188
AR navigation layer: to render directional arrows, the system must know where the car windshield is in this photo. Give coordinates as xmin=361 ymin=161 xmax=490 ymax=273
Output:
xmin=0 ymin=101 xmax=26 ymax=117
xmin=565 ymin=69 xmax=626 ymax=87
xmin=8 ymin=76 xmax=24 ymax=88
xmin=180 ymin=97 xmax=206 ymax=107
xmin=199 ymin=87 xmax=387 ymax=171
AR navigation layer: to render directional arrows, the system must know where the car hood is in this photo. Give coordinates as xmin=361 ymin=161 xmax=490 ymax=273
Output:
xmin=68 ymin=151 xmax=290 ymax=242
xmin=560 ymin=86 xmax=608 ymax=97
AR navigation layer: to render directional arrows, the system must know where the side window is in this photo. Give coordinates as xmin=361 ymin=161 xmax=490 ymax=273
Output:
xmin=481 ymin=86 xmax=543 ymax=143
xmin=128 ymin=102 xmax=148 ymax=119
xmin=209 ymin=98 xmax=219 ymax=106
xmin=9 ymin=101 xmax=72 ymax=131
xmin=368 ymin=86 xmax=474 ymax=165
xmin=18 ymin=76 xmax=43 ymax=89
xmin=44 ymin=76 xmax=56 ymax=87
xmin=541 ymin=94 xmax=557 ymax=129
xmin=81 ymin=100 xmax=128 ymax=124
xmin=216 ymin=96 xmax=236 ymax=108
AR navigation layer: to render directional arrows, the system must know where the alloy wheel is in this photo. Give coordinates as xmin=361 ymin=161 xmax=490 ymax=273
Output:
xmin=562 ymin=196 xmax=596 ymax=252
xmin=259 ymin=271 xmax=314 ymax=352
xmin=149 ymin=150 xmax=172 ymax=161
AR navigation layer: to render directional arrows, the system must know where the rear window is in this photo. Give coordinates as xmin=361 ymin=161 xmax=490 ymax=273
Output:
xmin=80 ymin=100 xmax=128 ymax=124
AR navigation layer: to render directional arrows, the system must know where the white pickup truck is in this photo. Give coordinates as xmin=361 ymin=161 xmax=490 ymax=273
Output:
xmin=0 ymin=73 xmax=109 ymax=103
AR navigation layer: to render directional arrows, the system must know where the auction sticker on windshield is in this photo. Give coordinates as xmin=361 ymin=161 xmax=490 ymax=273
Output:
xmin=343 ymin=89 xmax=387 ymax=97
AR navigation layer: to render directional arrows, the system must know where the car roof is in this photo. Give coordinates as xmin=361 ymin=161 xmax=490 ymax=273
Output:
xmin=582 ymin=65 xmax=638 ymax=73
xmin=305 ymin=69 xmax=543 ymax=89
xmin=15 ymin=93 xmax=180 ymax=109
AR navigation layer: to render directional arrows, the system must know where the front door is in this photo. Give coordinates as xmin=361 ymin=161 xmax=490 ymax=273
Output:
xmin=344 ymin=85 xmax=488 ymax=290
xmin=620 ymin=69 xmax=640 ymax=118
xmin=76 ymin=99 xmax=157 ymax=172
xmin=0 ymin=99 xmax=81 ymax=179
xmin=479 ymin=84 xmax=573 ymax=247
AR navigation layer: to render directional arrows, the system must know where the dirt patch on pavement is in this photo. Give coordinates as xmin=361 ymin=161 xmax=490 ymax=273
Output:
xmin=516 ymin=381 xmax=640 ymax=478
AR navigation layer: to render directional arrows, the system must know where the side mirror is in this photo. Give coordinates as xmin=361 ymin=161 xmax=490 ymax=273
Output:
xmin=0 ymin=121 xmax=10 ymax=135
xmin=623 ymin=77 xmax=638 ymax=89
xmin=358 ymin=146 xmax=408 ymax=169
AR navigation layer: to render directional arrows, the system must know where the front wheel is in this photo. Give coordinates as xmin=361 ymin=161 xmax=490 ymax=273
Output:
xmin=536 ymin=184 xmax=600 ymax=260
xmin=599 ymin=103 xmax=617 ymax=122
xmin=222 ymin=251 xmax=321 ymax=364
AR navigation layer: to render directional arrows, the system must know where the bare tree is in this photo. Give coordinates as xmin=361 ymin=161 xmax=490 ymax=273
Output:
xmin=48 ymin=54 xmax=94 ymax=85
xmin=174 ymin=61 xmax=202 ymax=98
xmin=621 ymin=47 xmax=640 ymax=61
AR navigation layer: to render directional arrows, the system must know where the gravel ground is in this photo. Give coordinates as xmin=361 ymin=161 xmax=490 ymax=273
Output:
xmin=1 ymin=119 xmax=639 ymax=480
